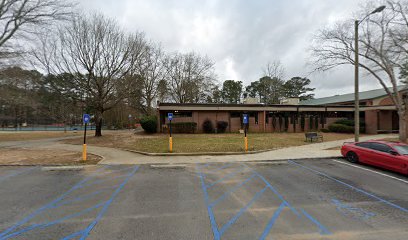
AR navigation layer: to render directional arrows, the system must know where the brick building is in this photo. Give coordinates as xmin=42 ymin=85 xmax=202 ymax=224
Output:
xmin=157 ymin=86 xmax=408 ymax=134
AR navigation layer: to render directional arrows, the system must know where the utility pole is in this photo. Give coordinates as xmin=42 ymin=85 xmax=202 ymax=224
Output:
xmin=354 ymin=20 xmax=360 ymax=142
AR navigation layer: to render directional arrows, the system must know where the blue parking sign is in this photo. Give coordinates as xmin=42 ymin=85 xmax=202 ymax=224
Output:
xmin=168 ymin=113 xmax=173 ymax=121
xmin=243 ymin=114 xmax=248 ymax=124
xmin=83 ymin=114 xmax=90 ymax=124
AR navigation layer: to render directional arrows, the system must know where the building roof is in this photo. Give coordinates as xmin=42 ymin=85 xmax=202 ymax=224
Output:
xmin=300 ymin=86 xmax=408 ymax=105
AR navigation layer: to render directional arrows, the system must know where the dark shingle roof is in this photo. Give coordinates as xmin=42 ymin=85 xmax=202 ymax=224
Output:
xmin=300 ymin=86 xmax=408 ymax=105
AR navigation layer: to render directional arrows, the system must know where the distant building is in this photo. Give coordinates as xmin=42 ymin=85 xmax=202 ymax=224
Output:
xmin=242 ymin=97 xmax=260 ymax=104
xmin=157 ymin=86 xmax=408 ymax=134
xmin=280 ymin=97 xmax=300 ymax=105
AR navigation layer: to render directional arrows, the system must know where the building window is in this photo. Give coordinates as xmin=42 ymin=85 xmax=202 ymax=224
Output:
xmin=230 ymin=112 xmax=241 ymax=118
xmin=249 ymin=112 xmax=259 ymax=124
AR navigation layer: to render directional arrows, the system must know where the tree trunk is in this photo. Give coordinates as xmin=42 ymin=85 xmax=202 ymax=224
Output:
xmin=398 ymin=110 xmax=407 ymax=143
xmin=95 ymin=112 xmax=103 ymax=137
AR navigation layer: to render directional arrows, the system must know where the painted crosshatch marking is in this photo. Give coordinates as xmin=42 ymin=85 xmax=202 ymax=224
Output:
xmin=196 ymin=163 xmax=331 ymax=240
xmin=0 ymin=165 xmax=139 ymax=240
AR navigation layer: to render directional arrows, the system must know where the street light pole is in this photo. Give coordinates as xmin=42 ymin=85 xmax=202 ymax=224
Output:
xmin=354 ymin=5 xmax=386 ymax=142
xmin=354 ymin=20 xmax=359 ymax=142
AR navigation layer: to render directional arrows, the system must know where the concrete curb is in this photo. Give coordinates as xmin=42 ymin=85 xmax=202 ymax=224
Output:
xmin=131 ymin=156 xmax=345 ymax=166
xmin=150 ymin=164 xmax=187 ymax=169
xmin=42 ymin=166 xmax=85 ymax=171
xmin=118 ymin=147 xmax=275 ymax=156
xmin=246 ymin=156 xmax=343 ymax=163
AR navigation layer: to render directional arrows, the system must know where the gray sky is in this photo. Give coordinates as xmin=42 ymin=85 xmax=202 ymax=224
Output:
xmin=79 ymin=0 xmax=383 ymax=98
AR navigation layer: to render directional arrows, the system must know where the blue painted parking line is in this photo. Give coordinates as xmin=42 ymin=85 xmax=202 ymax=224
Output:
xmin=3 ymin=202 xmax=106 ymax=239
xmin=196 ymin=164 xmax=221 ymax=240
xmin=206 ymin=166 xmax=247 ymax=189
xmin=0 ymin=166 xmax=109 ymax=239
xmin=197 ymin=163 xmax=331 ymax=239
xmin=259 ymin=202 xmax=286 ymax=240
xmin=243 ymin=163 xmax=300 ymax=217
xmin=78 ymin=166 xmax=139 ymax=240
xmin=219 ymin=186 xmax=268 ymax=236
xmin=79 ymin=173 xmax=131 ymax=188
xmin=331 ymin=198 xmax=376 ymax=221
xmin=209 ymin=173 xmax=257 ymax=208
xmin=299 ymin=208 xmax=331 ymax=235
xmin=0 ymin=165 xmax=139 ymax=240
xmin=288 ymin=160 xmax=408 ymax=214
xmin=61 ymin=230 xmax=85 ymax=240
xmin=51 ymin=184 xmax=121 ymax=209
xmin=205 ymin=163 xmax=235 ymax=174
xmin=0 ymin=167 xmax=37 ymax=182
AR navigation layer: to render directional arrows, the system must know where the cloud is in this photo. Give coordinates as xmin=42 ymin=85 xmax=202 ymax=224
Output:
xmin=79 ymin=0 xmax=380 ymax=98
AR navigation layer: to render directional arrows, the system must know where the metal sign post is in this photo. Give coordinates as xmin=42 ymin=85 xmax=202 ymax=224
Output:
xmin=168 ymin=113 xmax=173 ymax=153
xmin=82 ymin=114 xmax=90 ymax=161
xmin=243 ymin=114 xmax=248 ymax=152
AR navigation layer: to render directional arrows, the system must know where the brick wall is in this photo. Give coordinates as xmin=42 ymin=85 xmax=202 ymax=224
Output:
xmin=365 ymin=110 xmax=378 ymax=134
xmin=378 ymin=111 xmax=393 ymax=131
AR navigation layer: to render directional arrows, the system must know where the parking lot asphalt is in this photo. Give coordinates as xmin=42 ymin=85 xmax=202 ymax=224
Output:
xmin=0 ymin=159 xmax=407 ymax=240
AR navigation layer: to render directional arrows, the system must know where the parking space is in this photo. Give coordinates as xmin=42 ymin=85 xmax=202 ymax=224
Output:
xmin=0 ymin=165 xmax=139 ymax=240
xmin=0 ymin=159 xmax=407 ymax=239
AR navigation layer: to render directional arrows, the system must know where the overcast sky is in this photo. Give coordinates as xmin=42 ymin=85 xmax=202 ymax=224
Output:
xmin=79 ymin=0 xmax=383 ymax=98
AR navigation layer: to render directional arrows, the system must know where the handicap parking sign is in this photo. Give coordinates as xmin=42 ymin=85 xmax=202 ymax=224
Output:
xmin=83 ymin=114 xmax=90 ymax=124
xmin=243 ymin=114 xmax=248 ymax=124
xmin=168 ymin=113 xmax=173 ymax=121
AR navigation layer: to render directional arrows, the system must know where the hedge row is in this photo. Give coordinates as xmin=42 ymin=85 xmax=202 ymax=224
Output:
xmin=167 ymin=122 xmax=197 ymax=133
xmin=328 ymin=123 xmax=354 ymax=133
xmin=328 ymin=119 xmax=366 ymax=133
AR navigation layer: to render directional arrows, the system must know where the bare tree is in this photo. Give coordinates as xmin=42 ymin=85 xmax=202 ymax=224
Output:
xmin=33 ymin=13 xmax=146 ymax=136
xmin=262 ymin=60 xmax=285 ymax=80
xmin=0 ymin=0 xmax=73 ymax=63
xmin=156 ymin=79 xmax=169 ymax=103
xmin=132 ymin=42 xmax=165 ymax=114
xmin=311 ymin=0 xmax=408 ymax=142
xmin=163 ymin=52 xmax=216 ymax=103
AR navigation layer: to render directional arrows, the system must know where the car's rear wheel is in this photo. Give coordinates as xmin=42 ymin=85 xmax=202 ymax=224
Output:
xmin=346 ymin=151 xmax=359 ymax=163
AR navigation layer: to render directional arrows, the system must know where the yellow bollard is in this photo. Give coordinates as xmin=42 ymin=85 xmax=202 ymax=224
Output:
xmin=245 ymin=137 xmax=248 ymax=152
xmin=82 ymin=144 xmax=87 ymax=161
xmin=169 ymin=137 xmax=173 ymax=153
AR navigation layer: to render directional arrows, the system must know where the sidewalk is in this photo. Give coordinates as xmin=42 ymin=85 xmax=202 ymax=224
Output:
xmin=36 ymin=134 xmax=396 ymax=165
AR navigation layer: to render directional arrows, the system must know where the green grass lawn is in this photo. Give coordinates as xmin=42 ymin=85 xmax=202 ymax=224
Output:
xmin=63 ymin=132 xmax=356 ymax=153
xmin=0 ymin=131 xmax=79 ymax=142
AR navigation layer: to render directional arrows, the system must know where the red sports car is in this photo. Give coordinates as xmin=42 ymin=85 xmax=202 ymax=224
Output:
xmin=341 ymin=140 xmax=408 ymax=175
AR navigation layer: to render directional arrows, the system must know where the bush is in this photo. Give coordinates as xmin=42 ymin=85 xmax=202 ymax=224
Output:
xmin=320 ymin=128 xmax=330 ymax=133
xmin=334 ymin=118 xmax=365 ymax=128
xmin=333 ymin=119 xmax=365 ymax=133
xmin=168 ymin=122 xmax=197 ymax=133
xmin=334 ymin=119 xmax=355 ymax=126
xmin=202 ymin=119 xmax=214 ymax=133
xmin=328 ymin=123 xmax=354 ymax=133
xmin=216 ymin=121 xmax=229 ymax=133
xmin=140 ymin=115 xmax=157 ymax=133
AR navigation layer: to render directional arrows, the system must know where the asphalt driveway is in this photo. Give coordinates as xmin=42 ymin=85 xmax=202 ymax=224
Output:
xmin=0 ymin=159 xmax=407 ymax=240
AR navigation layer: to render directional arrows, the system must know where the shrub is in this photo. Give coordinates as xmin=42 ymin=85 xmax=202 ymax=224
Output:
xmin=140 ymin=115 xmax=157 ymax=133
xmin=320 ymin=128 xmax=330 ymax=133
xmin=202 ymin=119 xmax=214 ymax=133
xmin=168 ymin=122 xmax=197 ymax=133
xmin=334 ymin=119 xmax=355 ymax=126
xmin=328 ymin=123 xmax=354 ymax=133
xmin=334 ymin=118 xmax=365 ymax=127
xmin=216 ymin=121 xmax=229 ymax=133
xmin=333 ymin=119 xmax=365 ymax=133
